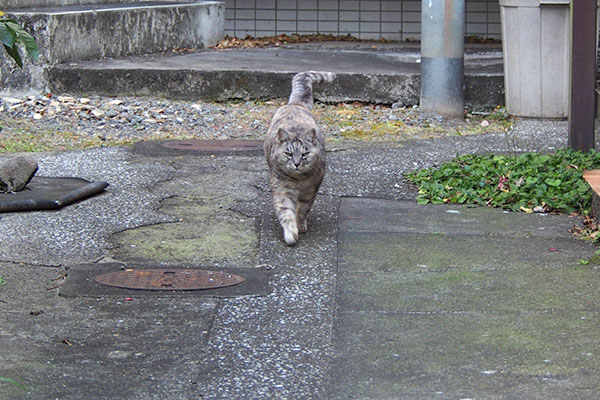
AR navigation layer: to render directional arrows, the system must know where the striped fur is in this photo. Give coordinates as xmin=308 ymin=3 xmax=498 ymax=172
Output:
xmin=264 ymin=71 xmax=335 ymax=245
xmin=288 ymin=71 xmax=336 ymax=110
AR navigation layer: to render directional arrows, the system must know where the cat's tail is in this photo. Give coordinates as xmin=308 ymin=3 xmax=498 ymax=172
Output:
xmin=288 ymin=71 xmax=336 ymax=110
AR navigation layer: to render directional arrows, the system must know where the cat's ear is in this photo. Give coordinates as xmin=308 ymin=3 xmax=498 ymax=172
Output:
xmin=277 ymin=128 xmax=289 ymax=142
xmin=307 ymin=128 xmax=317 ymax=144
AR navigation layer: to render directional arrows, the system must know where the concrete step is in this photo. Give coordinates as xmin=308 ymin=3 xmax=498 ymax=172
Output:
xmin=46 ymin=43 xmax=504 ymax=109
xmin=1 ymin=1 xmax=225 ymax=91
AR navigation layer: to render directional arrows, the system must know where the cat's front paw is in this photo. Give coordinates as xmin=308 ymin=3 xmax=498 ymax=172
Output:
xmin=297 ymin=220 xmax=308 ymax=234
xmin=283 ymin=226 xmax=299 ymax=246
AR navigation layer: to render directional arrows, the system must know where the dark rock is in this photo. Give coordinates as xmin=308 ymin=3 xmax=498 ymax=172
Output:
xmin=0 ymin=156 xmax=38 ymax=192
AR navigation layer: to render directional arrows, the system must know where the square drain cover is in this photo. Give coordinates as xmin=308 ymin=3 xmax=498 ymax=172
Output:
xmin=60 ymin=263 xmax=270 ymax=298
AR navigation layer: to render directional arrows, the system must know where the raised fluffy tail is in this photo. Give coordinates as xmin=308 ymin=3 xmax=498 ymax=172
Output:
xmin=288 ymin=71 xmax=336 ymax=110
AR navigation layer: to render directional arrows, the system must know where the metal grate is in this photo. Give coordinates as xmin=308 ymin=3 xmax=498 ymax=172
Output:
xmin=94 ymin=269 xmax=246 ymax=291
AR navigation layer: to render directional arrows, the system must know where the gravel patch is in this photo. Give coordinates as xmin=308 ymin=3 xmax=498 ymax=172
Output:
xmin=0 ymin=93 xmax=512 ymax=152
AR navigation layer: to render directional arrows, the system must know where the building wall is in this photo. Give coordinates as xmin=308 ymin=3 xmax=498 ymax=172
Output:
xmin=224 ymin=0 xmax=501 ymax=41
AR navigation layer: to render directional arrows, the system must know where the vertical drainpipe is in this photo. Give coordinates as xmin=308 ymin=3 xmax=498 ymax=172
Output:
xmin=420 ymin=0 xmax=465 ymax=118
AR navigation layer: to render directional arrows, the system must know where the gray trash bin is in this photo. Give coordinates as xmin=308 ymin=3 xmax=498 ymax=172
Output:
xmin=500 ymin=0 xmax=599 ymax=118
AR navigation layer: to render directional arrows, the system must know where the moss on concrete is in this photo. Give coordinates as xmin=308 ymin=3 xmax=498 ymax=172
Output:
xmin=339 ymin=232 xmax=592 ymax=272
xmin=332 ymin=311 xmax=600 ymax=399
xmin=339 ymin=264 xmax=600 ymax=313
xmin=111 ymin=201 xmax=258 ymax=265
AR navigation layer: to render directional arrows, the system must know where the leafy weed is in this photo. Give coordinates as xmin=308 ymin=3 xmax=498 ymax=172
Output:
xmin=406 ymin=149 xmax=600 ymax=214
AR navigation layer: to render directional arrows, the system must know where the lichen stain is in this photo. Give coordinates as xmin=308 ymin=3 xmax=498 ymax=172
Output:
xmin=111 ymin=203 xmax=258 ymax=264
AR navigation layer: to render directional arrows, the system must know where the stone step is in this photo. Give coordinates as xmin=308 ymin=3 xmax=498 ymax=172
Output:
xmin=1 ymin=1 xmax=224 ymax=92
xmin=46 ymin=44 xmax=504 ymax=110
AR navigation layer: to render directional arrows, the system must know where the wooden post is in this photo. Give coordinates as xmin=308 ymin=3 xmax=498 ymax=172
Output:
xmin=569 ymin=0 xmax=597 ymax=151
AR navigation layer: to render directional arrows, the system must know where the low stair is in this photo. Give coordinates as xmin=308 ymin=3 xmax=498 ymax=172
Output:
xmin=0 ymin=1 xmax=225 ymax=92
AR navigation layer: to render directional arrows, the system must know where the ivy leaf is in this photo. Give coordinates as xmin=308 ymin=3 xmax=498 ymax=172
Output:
xmin=405 ymin=149 xmax=600 ymax=215
xmin=545 ymin=178 xmax=562 ymax=187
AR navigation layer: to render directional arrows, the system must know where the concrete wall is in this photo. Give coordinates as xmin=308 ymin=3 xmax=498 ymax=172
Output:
xmin=0 ymin=1 xmax=225 ymax=92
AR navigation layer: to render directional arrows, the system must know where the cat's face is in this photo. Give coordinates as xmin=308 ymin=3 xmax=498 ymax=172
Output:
xmin=274 ymin=128 xmax=320 ymax=174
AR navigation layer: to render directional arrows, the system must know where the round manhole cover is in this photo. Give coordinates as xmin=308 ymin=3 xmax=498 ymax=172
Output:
xmin=94 ymin=269 xmax=245 ymax=291
xmin=162 ymin=139 xmax=263 ymax=153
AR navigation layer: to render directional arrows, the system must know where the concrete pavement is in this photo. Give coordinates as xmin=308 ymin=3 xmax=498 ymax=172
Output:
xmin=1 ymin=120 xmax=599 ymax=399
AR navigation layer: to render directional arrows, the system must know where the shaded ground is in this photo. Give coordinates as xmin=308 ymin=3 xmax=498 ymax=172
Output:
xmin=0 ymin=106 xmax=599 ymax=399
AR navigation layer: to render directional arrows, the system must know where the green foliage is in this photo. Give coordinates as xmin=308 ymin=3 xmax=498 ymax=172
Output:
xmin=406 ymin=149 xmax=600 ymax=214
xmin=0 ymin=11 xmax=38 ymax=68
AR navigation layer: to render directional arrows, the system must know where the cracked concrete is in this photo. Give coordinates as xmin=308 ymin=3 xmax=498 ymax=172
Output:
xmin=1 ymin=120 xmax=600 ymax=399
xmin=0 ymin=147 xmax=175 ymax=266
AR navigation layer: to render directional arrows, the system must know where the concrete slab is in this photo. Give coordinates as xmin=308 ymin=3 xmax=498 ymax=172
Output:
xmin=339 ymin=263 xmax=600 ymax=312
xmin=338 ymin=232 xmax=592 ymax=273
xmin=2 ymin=123 xmax=599 ymax=399
xmin=0 ymin=147 xmax=175 ymax=266
xmin=47 ymin=45 xmax=504 ymax=109
xmin=0 ymin=260 xmax=219 ymax=400
xmin=330 ymin=311 xmax=600 ymax=400
xmin=330 ymin=198 xmax=600 ymax=399
xmin=339 ymin=197 xmax=579 ymax=238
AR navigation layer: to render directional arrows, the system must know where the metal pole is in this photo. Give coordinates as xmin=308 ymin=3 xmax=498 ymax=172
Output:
xmin=568 ymin=0 xmax=597 ymax=151
xmin=420 ymin=0 xmax=465 ymax=118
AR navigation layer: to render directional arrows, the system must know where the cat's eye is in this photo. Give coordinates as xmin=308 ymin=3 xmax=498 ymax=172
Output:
xmin=301 ymin=152 xmax=310 ymax=158
xmin=284 ymin=152 xmax=292 ymax=158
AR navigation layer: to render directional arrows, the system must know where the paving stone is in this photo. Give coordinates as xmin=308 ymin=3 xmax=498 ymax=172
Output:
xmin=330 ymin=198 xmax=600 ymax=400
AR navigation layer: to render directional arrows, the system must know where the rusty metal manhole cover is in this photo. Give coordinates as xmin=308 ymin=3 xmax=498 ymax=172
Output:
xmin=162 ymin=139 xmax=263 ymax=152
xmin=94 ymin=269 xmax=245 ymax=291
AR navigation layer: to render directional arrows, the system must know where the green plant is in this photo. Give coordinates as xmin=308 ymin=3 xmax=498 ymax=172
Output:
xmin=406 ymin=149 xmax=600 ymax=214
xmin=0 ymin=11 xmax=38 ymax=68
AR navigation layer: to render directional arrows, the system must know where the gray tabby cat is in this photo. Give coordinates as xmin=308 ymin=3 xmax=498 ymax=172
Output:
xmin=264 ymin=71 xmax=336 ymax=245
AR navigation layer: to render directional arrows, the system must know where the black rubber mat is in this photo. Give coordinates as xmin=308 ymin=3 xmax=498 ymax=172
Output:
xmin=0 ymin=176 xmax=109 ymax=213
